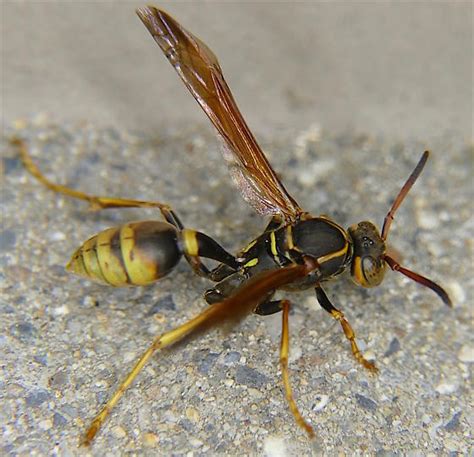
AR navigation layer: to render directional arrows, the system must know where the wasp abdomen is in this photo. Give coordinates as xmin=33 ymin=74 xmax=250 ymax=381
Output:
xmin=66 ymin=221 xmax=182 ymax=286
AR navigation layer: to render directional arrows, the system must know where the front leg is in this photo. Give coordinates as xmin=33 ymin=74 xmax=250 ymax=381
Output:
xmin=315 ymin=286 xmax=378 ymax=372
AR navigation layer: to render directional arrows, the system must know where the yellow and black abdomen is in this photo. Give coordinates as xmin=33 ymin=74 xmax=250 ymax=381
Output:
xmin=67 ymin=221 xmax=182 ymax=286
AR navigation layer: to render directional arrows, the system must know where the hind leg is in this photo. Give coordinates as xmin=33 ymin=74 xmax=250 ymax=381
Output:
xmin=15 ymin=137 xmax=240 ymax=276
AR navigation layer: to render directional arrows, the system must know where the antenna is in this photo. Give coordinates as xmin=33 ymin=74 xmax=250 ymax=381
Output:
xmin=381 ymin=151 xmax=429 ymax=241
xmin=381 ymin=151 xmax=452 ymax=306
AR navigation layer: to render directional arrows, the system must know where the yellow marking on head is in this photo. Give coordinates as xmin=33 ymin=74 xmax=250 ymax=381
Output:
xmin=352 ymin=256 xmax=369 ymax=287
xmin=182 ymin=229 xmax=199 ymax=257
xmin=243 ymin=258 xmax=259 ymax=268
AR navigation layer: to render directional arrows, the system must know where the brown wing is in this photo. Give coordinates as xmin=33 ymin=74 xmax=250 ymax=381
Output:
xmin=80 ymin=260 xmax=315 ymax=445
xmin=136 ymin=6 xmax=302 ymax=221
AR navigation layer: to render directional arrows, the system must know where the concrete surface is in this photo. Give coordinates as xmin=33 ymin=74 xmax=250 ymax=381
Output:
xmin=1 ymin=2 xmax=472 ymax=456
xmin=2 ymin=2 xmax=472 ymax=142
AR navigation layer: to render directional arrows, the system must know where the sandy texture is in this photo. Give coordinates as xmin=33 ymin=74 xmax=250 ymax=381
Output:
xmin=1 ymin=2 xmax=472 ymax=456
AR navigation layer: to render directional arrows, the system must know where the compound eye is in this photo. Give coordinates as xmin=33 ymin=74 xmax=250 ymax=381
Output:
xmin=352 ymin=255 xmax=386 ymax=288
xmin=363 ymin=256 xmax=385 ymax=286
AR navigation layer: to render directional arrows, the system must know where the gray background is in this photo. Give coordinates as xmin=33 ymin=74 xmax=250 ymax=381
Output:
xmin=1 ymin=1 xmax=472 ymax=456
xmin=3 ymin=1 xmax=472 ymax=141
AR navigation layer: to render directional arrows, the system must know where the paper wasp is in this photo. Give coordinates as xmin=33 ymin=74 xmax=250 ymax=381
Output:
xmin=15 ymin=5 xmax=452 ymax=446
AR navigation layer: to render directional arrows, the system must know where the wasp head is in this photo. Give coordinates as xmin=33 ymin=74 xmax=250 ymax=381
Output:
xmin=348 ymin=221 xmax=386 ymax=288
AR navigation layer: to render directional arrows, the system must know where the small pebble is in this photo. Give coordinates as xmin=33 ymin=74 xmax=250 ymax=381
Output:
xmin=51 ymin=304 xmax=70 ymax=317
xmin=355 ymin=393 xmax=377 ymax=411
xmin=444 ymin=411 xmax=462 ymax=431
xmin=111 ymin=425 xmax=127 ymax=439
xmin=0 ymin=230 xmax=16 ymax=251
xmin=49 ymin=370 xmax=68 ymax=388
xmin=421 ymin=414 xmax=431 ymax=426
xmin=312 ymin=394 xmax=330 ymax=412
xmin=294 ymin=123 xmax=321 ymax=158
xmin=384 ymin=337 xmax=401 ymax=357
xmin=235 ymin=365 xmax=269 ymax=388
xmin=189 ymin=437 xmax=203 ymax=448
xmin=196 ymin=351 xmax=219 ymax=375
xmin=48 ymin=231 xmax=66 ymax=242
xmin=10 ymin=322 xmax=38 ymax=342
xmin=446 ymin=281 xmax=465 ymax=305
xmin=123 ymin=351 xmax=136 ymax=364
xmin=142 ymin=432 xmax=159 ymax=447
xmin=444 ymin=437 xmax=461 ymax=452
xmin=2 ymin=157 xmax=21 ymax=174
xmin=82 ymin=295 xmax=98 ymax=307
xmin=38 ymin=419 xmax=53 ymax=431
xmin=163 ymin=410 xmax=178 ymax=423
xmin=26 ymin=388 xmax=50 ymax=407
xmin=223 ymin=351 xmax=241 ymax=365
xmin=416 ymin=210 xmax=440 ymax=230
xmin=297 ymin=159 xmax=336 ymax=186
xmin=458 ymin=345 xmax=473 ymax=363
xmin=428 ymin=420 xmax=443 ymax=440
xmin=289 ymin=345 xmax=302 ymax=363
xmin=248 ymin=387 xmax=263 ymax=398
xmin=263 ymin=435 xmax=287 ymax=457
xmin=186 ymin=407 xmax=200 ymax=423
xmin=435 ymin=382 xmax=458 ymax=395
xmin=146 ymin=294 xmax=176 ymax=316
xmin=53 ymin=412 xmax=68 ymax=427
xmin=33 ymin=354 xmax=48 ymax=366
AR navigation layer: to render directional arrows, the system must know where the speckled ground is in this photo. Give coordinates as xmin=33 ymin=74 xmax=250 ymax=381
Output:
xmin=1 ymin=117 xmax=472 ymax=456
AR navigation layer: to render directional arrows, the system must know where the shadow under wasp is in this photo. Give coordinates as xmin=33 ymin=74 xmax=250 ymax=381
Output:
xmin=13 ymin=5 xmax=452 ymax=446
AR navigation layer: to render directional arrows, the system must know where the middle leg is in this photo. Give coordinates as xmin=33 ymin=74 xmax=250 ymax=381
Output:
xmin=315 ymin=286 xmax=378 ymax=372
xmin=280 ymin=299 xmax=315 ymax=438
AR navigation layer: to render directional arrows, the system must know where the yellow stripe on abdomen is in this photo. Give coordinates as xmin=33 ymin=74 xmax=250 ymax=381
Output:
xmin=121 ymin=222 xmax=159 ymax=285
xmin=96 ymin=228 xmax=129 ymax=286
xmin=67 ymin=221 xmax=181 ymax=287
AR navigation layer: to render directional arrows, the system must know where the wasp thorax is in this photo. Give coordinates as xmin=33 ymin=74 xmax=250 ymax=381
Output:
xmin=348 ymin=221 xmax=386 ymax=288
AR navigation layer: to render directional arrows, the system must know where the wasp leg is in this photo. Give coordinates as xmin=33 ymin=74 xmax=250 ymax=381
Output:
xmin=204 ymin=271 xmax=247 ymax=304
xmin=254 ymin=299 xmax=282 ymax=315
xmin=315 ymin=286 xmax=378 ymax=372
xmin=15 ymin=137 xmax=239 ymax=278
xmin=208 ymin=263 xmax=237 ymax=282
xmin=280 ymin=299 xmax=315 ymax=439
xmin=14 ymin=137 xmax=182 ymax=216
xmin=81 ymin=261 xmax=313 ymax=446
xmin=206 ymin=277 xmax=279 ymax=314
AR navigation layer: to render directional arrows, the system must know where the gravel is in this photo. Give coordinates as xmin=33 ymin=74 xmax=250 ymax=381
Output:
xmin=1 ymin=116 xmax=471 ymax=455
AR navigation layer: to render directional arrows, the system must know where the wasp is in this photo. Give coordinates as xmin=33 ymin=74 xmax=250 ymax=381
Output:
xmin=15 ymin=5 xmax=452 ymax=446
